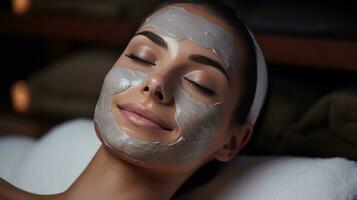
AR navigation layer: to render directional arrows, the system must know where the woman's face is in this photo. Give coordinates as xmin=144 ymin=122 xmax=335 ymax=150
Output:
xmin=94 ymin=4 xmax=248 ymax=172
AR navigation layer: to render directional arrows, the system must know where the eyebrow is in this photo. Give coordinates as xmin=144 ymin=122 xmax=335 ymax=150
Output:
xmin=135 ymin=31 xmax=230 ymax=82
xmin=188 ymin=54 xmax=230 ymax=82
xmin=135 ymin=31 xmax=168 ymax=49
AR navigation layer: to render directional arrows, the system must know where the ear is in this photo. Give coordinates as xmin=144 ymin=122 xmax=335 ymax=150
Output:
xmin=214 ymin=122 xmax=253 ymax=162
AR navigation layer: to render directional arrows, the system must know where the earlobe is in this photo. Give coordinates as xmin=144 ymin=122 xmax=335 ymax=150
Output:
xmin=214 ymin=122 xmax=253 ymax=162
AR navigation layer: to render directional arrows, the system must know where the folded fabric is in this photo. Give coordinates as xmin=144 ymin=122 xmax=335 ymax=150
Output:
xmin=275 ymin=89 xmax=357 ymax=160
xmin=177 ymin=156 xmax=357 ymax=200
xmin=0 ymin=118 xmax=101 ymax=194
xmin=28 ymin=49 xmax=118 ymax=118
xmin=0 ymin=119 xmax=356 ymax=200
xmin=0 ymin=136 xmax=35 ymax=181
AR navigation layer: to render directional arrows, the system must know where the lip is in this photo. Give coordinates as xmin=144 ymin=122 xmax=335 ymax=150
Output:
xmin=117 ymin=103 xmax=172 ymax=131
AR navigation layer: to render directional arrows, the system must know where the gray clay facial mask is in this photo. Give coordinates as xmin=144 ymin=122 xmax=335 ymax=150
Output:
xmin=94 ymin=6 xmax=268 ymax=165
xmin=94 ymin=66 xmax=223 ymax=165
xmin=143 ymin=6 xmax=237 ymax=75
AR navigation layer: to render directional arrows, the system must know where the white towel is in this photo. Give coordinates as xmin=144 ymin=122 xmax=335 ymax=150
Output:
xmin=179 ymin=156 xmax=357 ymax=200
xmin=0 ymin=119 xmax=356 ymax=200
xmin=0 ymin=118 xmax=100 ymax=194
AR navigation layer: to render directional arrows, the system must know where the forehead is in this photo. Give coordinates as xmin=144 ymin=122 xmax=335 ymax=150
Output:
xmin=140 ymin=5 xmax=238 ymax=76
xmin=171 ymin=3 xmax=233 ymax=31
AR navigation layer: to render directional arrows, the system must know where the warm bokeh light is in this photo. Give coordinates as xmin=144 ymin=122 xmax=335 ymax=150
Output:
xmin=11 ymin=80 xmax=31 ymax=114
xmin=11 ymin=0 xmax=31 ymax=15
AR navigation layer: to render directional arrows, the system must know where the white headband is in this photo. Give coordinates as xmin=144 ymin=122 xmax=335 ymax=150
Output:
xmin=246 ymin=31 xmax=268 ymax=124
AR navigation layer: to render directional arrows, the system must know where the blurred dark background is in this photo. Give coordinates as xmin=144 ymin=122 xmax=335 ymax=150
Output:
xmin=0 ymin=0 xmax=357 ymax=158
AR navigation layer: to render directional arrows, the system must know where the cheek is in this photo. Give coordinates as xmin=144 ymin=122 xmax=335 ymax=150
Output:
xmin=174 ymin=84 xmax=224 ymax=154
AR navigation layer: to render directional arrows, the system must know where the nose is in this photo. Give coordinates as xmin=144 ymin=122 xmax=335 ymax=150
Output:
xmin=141 ymin=75 xmax=172 ymax=104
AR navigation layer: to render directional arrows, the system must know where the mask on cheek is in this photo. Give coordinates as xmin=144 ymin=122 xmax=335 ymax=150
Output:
xmin=94 ymin=66 xmax=223 ymax=165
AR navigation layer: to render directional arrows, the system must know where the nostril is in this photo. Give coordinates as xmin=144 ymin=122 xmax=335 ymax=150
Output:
xmin=143 ymin=86 xmax=149 ymax=92
xmin=156 ymin=91 xmax=164 ymax=100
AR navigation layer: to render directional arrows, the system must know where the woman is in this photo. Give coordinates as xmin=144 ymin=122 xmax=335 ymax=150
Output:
xmin=0 ymin=1 xmax=268 ymax=199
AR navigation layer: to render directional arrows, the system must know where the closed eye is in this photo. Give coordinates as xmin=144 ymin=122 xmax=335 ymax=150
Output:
xmin=126 ymin=54 xmax=155 ymax=65
xmin=184 ymin=77 xmax=216 ymax=96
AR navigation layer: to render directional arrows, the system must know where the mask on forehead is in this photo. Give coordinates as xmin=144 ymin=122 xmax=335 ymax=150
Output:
xmin=142 ymin=6 xmax=237 ymax=75
xmin=94 ymin=66 xmax=223 ymax=165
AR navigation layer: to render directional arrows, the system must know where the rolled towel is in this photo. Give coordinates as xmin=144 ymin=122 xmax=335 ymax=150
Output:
xmin=0 ymin=118 xmax=100 ymax=194
xmin=1 ymin=119 xmax=356 ymax=200
xmin=179 ymin=156 xmax=357 ymax=200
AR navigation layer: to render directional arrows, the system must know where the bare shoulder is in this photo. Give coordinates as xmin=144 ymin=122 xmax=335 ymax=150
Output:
xmin=0 ymin=178 xmax=60 ymax=200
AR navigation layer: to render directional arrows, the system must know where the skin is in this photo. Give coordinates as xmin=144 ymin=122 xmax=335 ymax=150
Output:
xmin=0 ymin=3 xmax=253 ymax=200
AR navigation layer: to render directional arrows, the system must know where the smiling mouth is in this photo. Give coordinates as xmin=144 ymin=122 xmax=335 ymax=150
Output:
xmin=117 ymin=104 xmax=172 ymax=131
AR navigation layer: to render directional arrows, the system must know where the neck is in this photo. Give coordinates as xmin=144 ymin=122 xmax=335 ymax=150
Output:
xmin=62 ymin=146 xmax=190 ymax=200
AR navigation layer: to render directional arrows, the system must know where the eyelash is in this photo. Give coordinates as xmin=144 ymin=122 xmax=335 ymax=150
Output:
xmin=184 ymin=77 xmax=216 ymax=96
xmin=126 ymin=53 xmax=155 ymax=65
xmin=126 ymin=53 xmax=215 ymax=96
